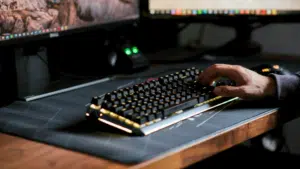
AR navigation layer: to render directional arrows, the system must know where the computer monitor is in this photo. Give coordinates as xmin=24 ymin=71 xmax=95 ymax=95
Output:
xmin=0 ymin=0 xmax=139 ymax=46
xmin=0 ymin=0 xmax=140 ymax=102
xmin=141 ymin=0 xmax=300 ymax=56
xmin=143 ymin=0 xmax=300 ymax=20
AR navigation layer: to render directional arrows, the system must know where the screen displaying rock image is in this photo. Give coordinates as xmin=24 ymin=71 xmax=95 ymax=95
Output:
xmin=0 ymin=0 xmax=138 ymax=37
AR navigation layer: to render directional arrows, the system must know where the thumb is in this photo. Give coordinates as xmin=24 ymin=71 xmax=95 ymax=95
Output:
xmin=214 ymin=86 xmax=245 ymax=98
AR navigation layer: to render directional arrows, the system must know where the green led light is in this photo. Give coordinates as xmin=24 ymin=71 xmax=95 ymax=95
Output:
xmin=124 ymin=48 xmax=132 ymax=55
xmin=132 ymin=46 xmax=139 ymax=54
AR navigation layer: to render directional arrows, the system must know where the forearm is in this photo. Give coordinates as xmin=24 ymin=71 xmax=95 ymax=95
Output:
xmin=269 ymin=72 xmax=300 ymax=100
xmin=268 ymin=72 xmax=300 ymax=124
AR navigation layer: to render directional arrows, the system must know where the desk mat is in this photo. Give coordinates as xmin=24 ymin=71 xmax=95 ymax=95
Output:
xmin=0 ymin=77 xmax=278 ymax=164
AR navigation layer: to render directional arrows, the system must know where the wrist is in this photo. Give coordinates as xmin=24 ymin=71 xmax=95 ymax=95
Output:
xmin=269 ymin=73 xmax=300 ymax=100
xmin=264 ymin=76 xmax=277 ymax=97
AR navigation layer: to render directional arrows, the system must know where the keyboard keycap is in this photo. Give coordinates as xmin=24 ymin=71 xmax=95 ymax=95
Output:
xmin=162 ymin=98 xmax=198 ymax=117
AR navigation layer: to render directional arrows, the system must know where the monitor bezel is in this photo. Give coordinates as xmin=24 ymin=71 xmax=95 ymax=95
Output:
xmin=140 ymin=0 xmax=300 ymax=23
xmin=0 ymin=13 xmax=139 ymax=47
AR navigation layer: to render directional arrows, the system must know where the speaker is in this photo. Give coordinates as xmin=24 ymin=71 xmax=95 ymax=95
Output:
xmin=107 ymin=42 xmax=150 ymax=74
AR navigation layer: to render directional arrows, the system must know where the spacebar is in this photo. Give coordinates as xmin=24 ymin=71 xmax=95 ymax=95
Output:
xmin=163 ymin=99 xmax=199 ymax=117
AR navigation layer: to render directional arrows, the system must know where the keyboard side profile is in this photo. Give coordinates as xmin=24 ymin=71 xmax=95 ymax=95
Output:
xmin=85 ymin=67 xmax=239 ymax=136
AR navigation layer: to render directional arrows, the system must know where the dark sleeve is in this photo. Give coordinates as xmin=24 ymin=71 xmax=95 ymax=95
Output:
xmin=269 ymin=72 xmax=300 ymax=100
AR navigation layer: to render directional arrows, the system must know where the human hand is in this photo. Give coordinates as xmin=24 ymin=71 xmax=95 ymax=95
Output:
xmin=198 ymin=64 xmax=277 ymax=100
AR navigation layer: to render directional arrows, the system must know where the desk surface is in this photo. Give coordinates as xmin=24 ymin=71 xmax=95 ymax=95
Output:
xmin=0 ymin=110 xmax=278 ymax=169
xmin=0 ymin=59 xmax=289 ymax=169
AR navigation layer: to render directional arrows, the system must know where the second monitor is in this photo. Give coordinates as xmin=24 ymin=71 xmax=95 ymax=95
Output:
xmin=141 ymin=0 xmax=300 ymax=56
xmin=0 ymin=0 xmax=142 ymax=102
xmin=0 ymin=0 xmax=139 ymax=45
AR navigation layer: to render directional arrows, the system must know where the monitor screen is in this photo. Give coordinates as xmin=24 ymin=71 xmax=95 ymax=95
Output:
xmin=148 ymin=0 xmax=300 ymax=16
xmin=0 ymin=0 xmax=138 ymax=43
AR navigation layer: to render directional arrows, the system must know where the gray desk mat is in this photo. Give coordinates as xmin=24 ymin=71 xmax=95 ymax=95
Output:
xmin=0 ymin=77 xmax=278 ymax=164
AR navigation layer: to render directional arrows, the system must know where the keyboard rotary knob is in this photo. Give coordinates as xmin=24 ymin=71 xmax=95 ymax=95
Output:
xmin=91 ymin=96 xmax=100 ymax=106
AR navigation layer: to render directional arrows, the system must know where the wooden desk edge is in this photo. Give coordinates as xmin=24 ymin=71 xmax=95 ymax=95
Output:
xmin=132 ymin=109 xmax=278 ymax=169
xmin=0 ymin=110 xmax=278 ymax=169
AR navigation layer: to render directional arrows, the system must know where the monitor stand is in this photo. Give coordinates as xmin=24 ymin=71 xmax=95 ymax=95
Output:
xmin=209 ymin=23 xmax=265 ymax=57
xmin=2 ymin=41 xmax=111 ymax=103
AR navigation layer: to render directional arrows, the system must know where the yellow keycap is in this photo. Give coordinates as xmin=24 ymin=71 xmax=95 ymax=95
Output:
xmin=100 ymin=108 xmax=109 ymax=114
xmin=133 ymin=123 xmax=141 ymax=128
xmin=125 ymin=119 xmax=133 ymax=125
xmin=118 ymin=116 xmax=126 ymax=122
xmin=109 ymin=112 xmax=118 ymax=118
xmin=273 ymin=65 xmax=279 ymax=69
xmin=262 ymin=68 xmax=270 ymax=72
xmin=90 ymin=104 xmax=100 ymax=110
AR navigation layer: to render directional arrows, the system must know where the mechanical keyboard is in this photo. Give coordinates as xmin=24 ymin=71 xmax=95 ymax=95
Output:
xmin=85 ymin=67 xmax=239 ymax=136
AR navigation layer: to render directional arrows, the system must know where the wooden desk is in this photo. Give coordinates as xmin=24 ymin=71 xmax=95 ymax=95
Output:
xmin=0 ymin=109 xmax=278 ymax=169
